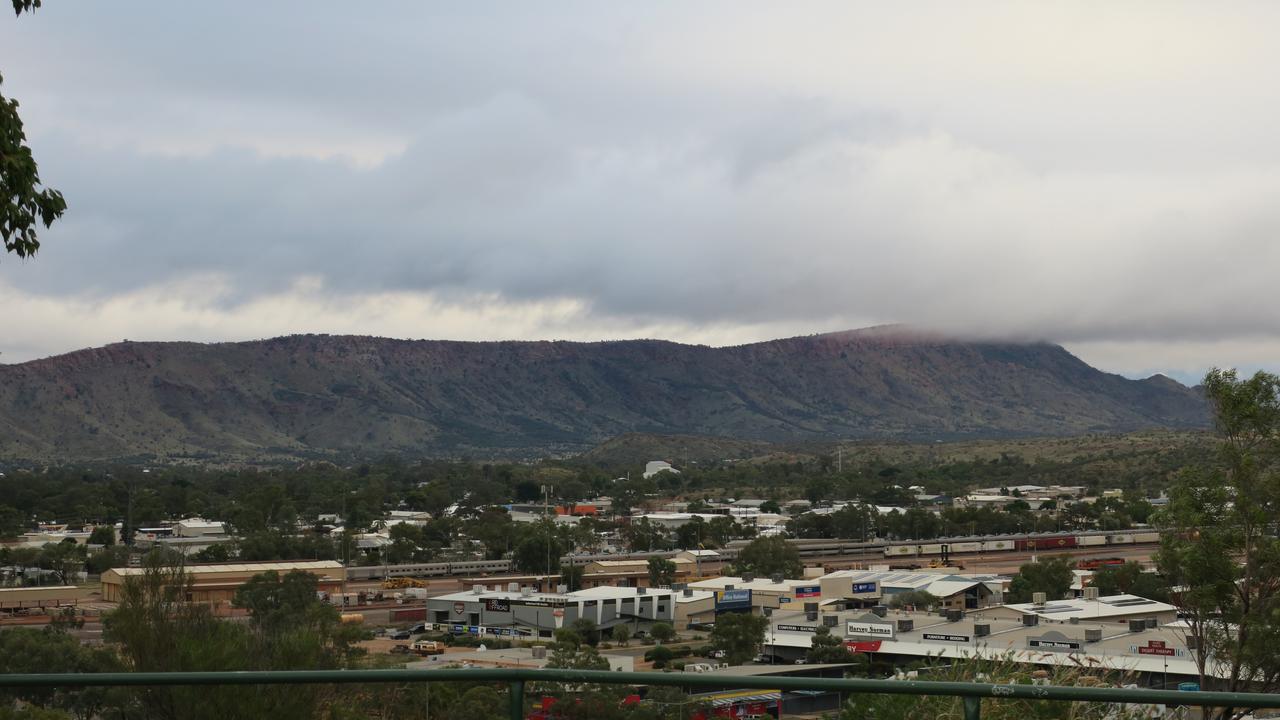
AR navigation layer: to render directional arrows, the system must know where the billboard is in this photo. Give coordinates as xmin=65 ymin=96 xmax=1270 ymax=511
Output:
xmin=715 ymin=589 xmax=752 ymax=612
xmin=485 ymin=598 xmax=511 ymax=612
xmin=794 ymin=586 xmax=821 ymax=599
xmin=851 ymin=582 xmax=878 ymax=594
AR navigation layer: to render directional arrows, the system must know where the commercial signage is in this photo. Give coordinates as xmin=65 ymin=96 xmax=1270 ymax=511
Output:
xmin=1029 ymin=638 xmax=1082 ymax=651
xmin=453 ymin=602 xmax=466 ymax=616
xmin=851 ymin=582 xmax=878 ymax=594
xmin=510 ymin=598 xmax=562 ymax=608
xmin=794 ymin=586 xmax=821 ymax=599
xmin=715 ymin=589 xmax=752 ymax=611
xmin=485 ymin=598 xmax=511 ymax=612
xmin=923 ymin=633 xmax=970 ymax=643
xmin=844 ymin=640 xmax=883 ymax=652
xmin=776 ymin=624 xmax=818 ymax=633
xmin=434 ymin=623 xmax=531 ymax=637
xmin=1135 ymin=640 xmax=1177 ymax=657
xmin=846 ymin=620 xmax=895 ymax=638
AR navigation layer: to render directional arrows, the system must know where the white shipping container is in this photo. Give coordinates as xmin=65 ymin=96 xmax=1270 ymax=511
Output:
xmin=1133 ymin=532 xmax=1161 ymax=543
xmin=1107 ymin=534 xmax=1134 ymax=545
xmin=1079 ymin=535 xmax=1107 ymax=546
xmin=951 ymin=542 xmax=982 ymax=553
xmin=884 ymin=545 xmax=917 ymax=557
xmin=984 ymin=540 xmax=1014 ymax=551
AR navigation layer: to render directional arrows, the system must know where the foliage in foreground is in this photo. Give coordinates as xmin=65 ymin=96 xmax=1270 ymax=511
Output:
xmin=838 ymin=653 xmax=1154 ymax=720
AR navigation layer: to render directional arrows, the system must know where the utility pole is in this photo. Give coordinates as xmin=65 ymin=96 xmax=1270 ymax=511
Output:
xmin=838 ymin=446 xmax=842 ymax=474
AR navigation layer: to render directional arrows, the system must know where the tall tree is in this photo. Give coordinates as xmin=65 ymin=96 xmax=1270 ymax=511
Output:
xmin=1157 ymin=369 xmax=1280 ymax=718
xmin=647 ymin=557 xmax=676 ymax=587
xmin=709 ymin=612 xmax=769 ymax=665
xmin=1006 ymin=556 xmax=1074 ymax=604
xmin=734 ymin=536 xmax=802 ymax=579
xmin=2 ymin=1 xmax=66 ymax=260
xmin=806 ymin=625 xmax=856 ymax=664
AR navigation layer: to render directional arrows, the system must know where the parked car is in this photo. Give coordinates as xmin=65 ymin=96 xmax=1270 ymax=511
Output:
xmin=709 ymin=649 xmax=726 ymax=659
xmin=390 ymin=644 xmax=413 ymax=655
xmin=389 ymin=629 xmax=411 ymax=640
xmin=408 ymin=623 xmax=427 ymax=634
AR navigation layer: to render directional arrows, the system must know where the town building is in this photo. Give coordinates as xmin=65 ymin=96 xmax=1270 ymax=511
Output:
xmin=643 ymin=461 xmax=679 ymax=479
xmin=759 ymin=602 xmax=1199 ymax=689
xmin=818 ymin=569 xmax=1002 ymax=610
xmin=100 ymin=560 xmax=345 ymax=604
xmin=970 ymin=590 xmax=1178 ymax=626
xmin=425 ymin=585 xmax=676 ymax=640
xmin=688 ymin=575 xmax=823 ymax=614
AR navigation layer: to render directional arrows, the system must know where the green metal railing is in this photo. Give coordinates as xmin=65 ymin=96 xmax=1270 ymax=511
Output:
xmin=2 ymin=669 xmax=1278 ymax=720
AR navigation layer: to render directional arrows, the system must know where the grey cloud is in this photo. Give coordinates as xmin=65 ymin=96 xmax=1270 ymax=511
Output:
xmin=3 ymin=2 xmax=1280 ymax=376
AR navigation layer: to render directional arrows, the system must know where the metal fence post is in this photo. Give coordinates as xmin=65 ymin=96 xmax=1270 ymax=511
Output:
xmin=510 ymin=680 xmax=525 ymax=720
xmin=963 ymin=696 xmax=981 ymax=720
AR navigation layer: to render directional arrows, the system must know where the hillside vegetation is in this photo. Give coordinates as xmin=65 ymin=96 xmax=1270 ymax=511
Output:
xmin=0 ymin=327 xmax=1207 ymax=463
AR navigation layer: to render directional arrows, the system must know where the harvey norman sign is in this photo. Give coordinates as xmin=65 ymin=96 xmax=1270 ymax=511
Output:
xmin=846 ymin=620 xmax=895 ymax=638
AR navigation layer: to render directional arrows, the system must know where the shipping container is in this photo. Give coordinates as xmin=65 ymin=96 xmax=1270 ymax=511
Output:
xmin=391 ymin=607 xmax=428 ymax=622
xmin=1078 ymin=535 xmax=1108 ymax=546
xmin=884 ymin=545 xmax=917 ymax=557
xmin=983 ymin=540 xmax=1014 ymax=552
xmin=1133 ymin=531 xmax=1161 ymax=543
xmin=1106 ymin=534 xmax=1134 ymax=545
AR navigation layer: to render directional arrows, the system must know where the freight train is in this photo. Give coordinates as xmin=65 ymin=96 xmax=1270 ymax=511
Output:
xmin=345 ymin=529 xmax=1161 ymax=580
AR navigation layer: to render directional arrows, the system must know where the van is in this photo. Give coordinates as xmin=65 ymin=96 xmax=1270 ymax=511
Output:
xmin=412 ymin=640 xmax=446 ymax=656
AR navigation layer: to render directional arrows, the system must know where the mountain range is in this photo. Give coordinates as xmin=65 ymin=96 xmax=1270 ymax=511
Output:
xmin=0 ymin=327 xmax=1208 ymax=463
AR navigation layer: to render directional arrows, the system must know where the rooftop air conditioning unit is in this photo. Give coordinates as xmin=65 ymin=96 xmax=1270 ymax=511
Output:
xmin=1032 ymin=592 xmax=1047 ymax=606
xmin=824 ymin=616 xmax=839 ymax=627
xmin=724 ymin=584 xmax=735 ymax=591
xmin=1083 ymin=587 xmax=1099 ymax=600
xmin=556 ymin=585 xmax=568 ymax=594
xmin=872 ymin=605 xmax=888 ymax=618
xmin=1069 ymin=617 xmax=1080 ymax=625
xmin=898 ymin=619 xmax=914 ymax=632
xmin=638 ymin=587 xmax=647 ymax=595
xmin=771 ymin=574 xmax=784 ymax=583
xmin=473 ymin=585 xmax=486 ymax=595
xmin=1023 ymin=614 xmax=1039 ymax=627
xmin=742 ymin=574 xmax=755 ymax=583
xmin=1085 ymin=628 xmax=1102 ymax=643
xmin=521 ymin=587 xmax=533 ymax=597
xmin=946 ymin=610 xmax=963 ymax=622
xmin=1129 ymin=619 xmax=1145 ymax=633
xmin=974 ymin=623 xmax=990 ymax=637
xmin=507 ymin=582 xmax=520 ymax=592
xmin=683 ymin=588 xmax=694 ymax=597
xmin=1145 ymin=618 xmax=1157 ymax=629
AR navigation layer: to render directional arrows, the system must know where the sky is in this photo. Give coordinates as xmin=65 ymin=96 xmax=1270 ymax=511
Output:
xmin=3 ymin=2 xmax=1280 ymax=384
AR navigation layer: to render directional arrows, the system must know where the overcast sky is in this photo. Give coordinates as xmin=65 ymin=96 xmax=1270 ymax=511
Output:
xmin=3 ymin=2 xmax=1279 ymax=383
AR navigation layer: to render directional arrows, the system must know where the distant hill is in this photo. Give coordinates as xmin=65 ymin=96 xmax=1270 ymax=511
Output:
xmin=0 ymin=327 xmax=1209 ymax=463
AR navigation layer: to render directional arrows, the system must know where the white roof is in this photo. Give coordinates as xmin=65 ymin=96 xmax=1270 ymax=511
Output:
xmin=688 ymin=576 xmax=816 ymax=592
xmin=681 ymin=549 xmax=722 ymax=558
xmin=1000 ymin=594 xmax=1177 ymax=620
xmin=106 ymin=560 xmax=343 ymax=577
xmin=436 ymin=586 xmax=676 ymax=603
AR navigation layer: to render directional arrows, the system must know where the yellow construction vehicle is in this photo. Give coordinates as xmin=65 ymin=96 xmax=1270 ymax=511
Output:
xmin=382 ymin=577 xmax=427 ymax=590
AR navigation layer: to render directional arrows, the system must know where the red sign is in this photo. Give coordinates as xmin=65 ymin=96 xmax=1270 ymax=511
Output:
xmin=845 ymin=640 xmax=883 ymax=652
xmin=1139 ymin=646 xmax=1176 ymax=656
xmin=1148 ymin=640 xmax=1166 ymax=649
xmin=453 ymin=602 xmax=465 ymax=616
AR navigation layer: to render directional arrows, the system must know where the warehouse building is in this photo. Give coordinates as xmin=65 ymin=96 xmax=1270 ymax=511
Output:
xmin=969 ymin=589 xmax=1178 ymax=626
xmin=425 ymin=584 xmax=676 ymax=639
xmin=688 ymin=575 xmax=822 ymax=613
xmin=819 ymin=569 xmax=1003 ymax=610
xmin=100 ymin=560 xmax=345 ymax=604
xmin=759 ymin=601 xmax=1199 ymax=689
